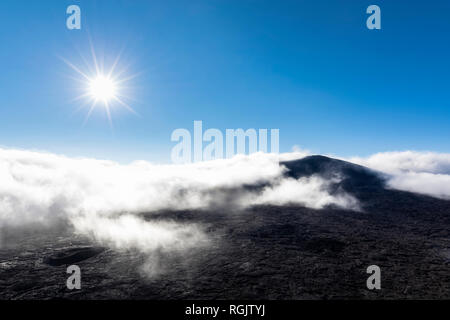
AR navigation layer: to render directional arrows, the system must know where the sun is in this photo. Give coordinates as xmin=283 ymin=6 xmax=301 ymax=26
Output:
xmin=88 ymin=75 xmax=117 ymax=103
xmin=61 ymin=45 xmax=138 ymax=127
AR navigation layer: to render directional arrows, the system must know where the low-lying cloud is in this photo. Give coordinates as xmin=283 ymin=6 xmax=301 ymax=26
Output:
xmin=0 ymin=147 xmax=356 ymax=272
xmin=250 ymin=176 xmax=360 ymax=210
xmin=349 ymin=151 xmax=450 ymax=199
xmin=3 ymin=147 xmax=448 ymax=274
xmin=0 ymin=147 xmax=355 ymax=230
xmin=71 ymin=213 xmax=208 ymax=276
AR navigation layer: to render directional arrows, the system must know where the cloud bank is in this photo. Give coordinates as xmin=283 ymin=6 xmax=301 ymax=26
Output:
xmin=0 ymin=147 xmax=355 ymax=230
xmin=0 ymin=147 xmax=356 ymax=271
xmin=250 ymin=176 xmax=360 ymax=210
xmin=2 ymin=146 xmax=448 ymax=273
xmin=349 ymin=151 xmax=450 ymax=199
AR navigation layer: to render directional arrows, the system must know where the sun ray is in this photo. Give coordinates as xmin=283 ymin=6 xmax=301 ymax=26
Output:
xmin=69 ymin=92 xmax=91 ymax=104
xmin=114 ymin=71 xmax=144 ymax=85
xmin=66 ymin=75 xmax=91 ymax=85
xmin=112 ymin=96 xmax=139 ymax=116
xmin=104 ymin=101 xmax=113 ymax=130
xmin=83 ymin=100 xmax=98 ymax=126
xmin=58 ymin=56 xmax=91 ymax=81
xmin=108 ymin=48 xmax=125 ymax=79
xmin=89 ymin=36 xmax=101 ymax=76
xmin=70 ymin=97 xmax=93 ymax=118
xmin=74 ymin=43 xmax=97 ymax=76
xmin=114 ymin=92 xmax=141 ymax=104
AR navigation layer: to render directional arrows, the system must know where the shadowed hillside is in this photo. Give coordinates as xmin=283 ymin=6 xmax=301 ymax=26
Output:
xmin=282 ymin=155 xmax=387 ymax=192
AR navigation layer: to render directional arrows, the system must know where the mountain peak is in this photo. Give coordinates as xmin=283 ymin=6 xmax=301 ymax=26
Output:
xmin=280 ymin=155 xmax=387 ymax=192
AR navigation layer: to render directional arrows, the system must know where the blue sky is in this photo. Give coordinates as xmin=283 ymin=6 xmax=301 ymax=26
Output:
xmin=0 ymin=0 xmax=449 ymax=163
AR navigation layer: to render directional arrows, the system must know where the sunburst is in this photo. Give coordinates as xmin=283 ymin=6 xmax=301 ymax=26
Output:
xmin=61 ymin=43 xmax=138 ymax=127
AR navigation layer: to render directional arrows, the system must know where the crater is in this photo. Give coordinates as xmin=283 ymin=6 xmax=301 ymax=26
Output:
xmin=43 ymin=246 xmax=105 ymax=266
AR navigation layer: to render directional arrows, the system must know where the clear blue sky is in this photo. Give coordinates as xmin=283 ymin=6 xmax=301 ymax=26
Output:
xmin=0 ymin=0 xmax=449 ymax=163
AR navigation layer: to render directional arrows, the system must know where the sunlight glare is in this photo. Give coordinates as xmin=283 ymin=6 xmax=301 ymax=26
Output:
xmin=89 ymin=75 xmax=117 ymax=103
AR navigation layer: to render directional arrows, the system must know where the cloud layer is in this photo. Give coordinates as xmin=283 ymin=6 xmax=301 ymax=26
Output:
xmin=349 ymin=151 xmax=450 ymax=199
xmin=0 ymin=147 xmax=356 ymax=271
xmin=0 ymin=147 xmax=356 ymax=229
xmin=2 ymin=147 xmax=449 ymax=274
xmin=250 ymin=176 xmax=360 ymax=210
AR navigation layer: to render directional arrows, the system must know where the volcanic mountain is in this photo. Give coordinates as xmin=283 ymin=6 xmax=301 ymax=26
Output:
xmin=0 ymin=156 xmax=449 ymax=299
xmin=282 ymin=155 xmax=386 ymax=190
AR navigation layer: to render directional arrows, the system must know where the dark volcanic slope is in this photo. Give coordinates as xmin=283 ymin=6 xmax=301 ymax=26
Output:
xmin=282 ymin=155 xmax=387 ymax=192
xmin=0 ymin=156 xmax=449 ymax=300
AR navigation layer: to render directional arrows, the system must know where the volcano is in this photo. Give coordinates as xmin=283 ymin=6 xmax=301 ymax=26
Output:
xmin=0 ymin=156 xmax=449 ymax=299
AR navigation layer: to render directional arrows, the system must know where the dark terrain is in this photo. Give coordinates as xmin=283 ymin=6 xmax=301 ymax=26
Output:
xmin=0 ymin=156 xmax=449 ymax=299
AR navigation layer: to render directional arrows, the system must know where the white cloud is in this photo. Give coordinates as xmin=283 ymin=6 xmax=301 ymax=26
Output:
xmin=251 ymin=176 xmax=360 ymax=210
xmin=3 ymin=146 xmax=449 ymax=276
xmin=0 ymin=147 xmax=357 ymax=274
xmin=278 ymin=145 xmax=311 ymax=161
xmin=71 ymin=213 xmax=208 ymax=276
xmin=349 ymin=151 xmax=450 ymax=199
xmin=0 ymin=149 xmax=283 ymax=228
xmin=0 ymin=147 xmax=350 ymax=230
